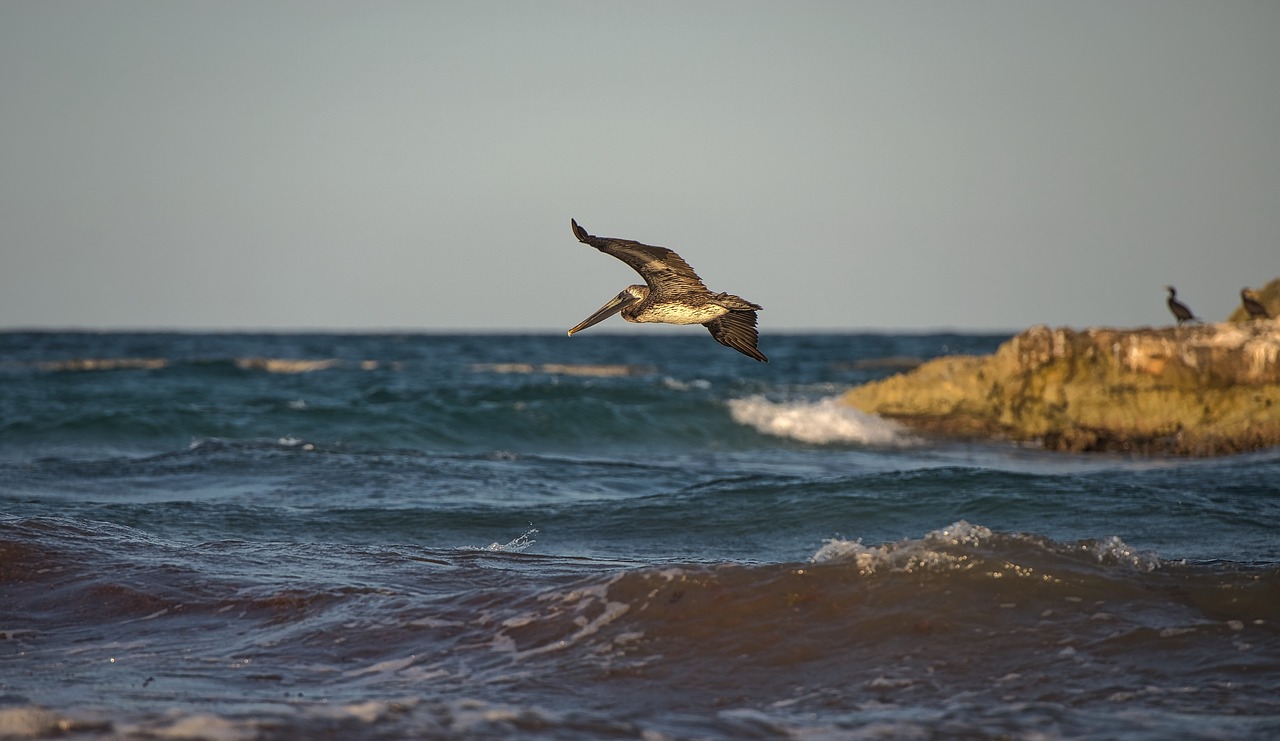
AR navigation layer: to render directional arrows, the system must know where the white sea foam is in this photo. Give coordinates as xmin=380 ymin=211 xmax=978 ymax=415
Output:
xmin=925 ymin=520 xmax=994 ymax=547
xmin=1078 ymin=535 xmax=1161 ymax=572
xmin=0 ymin=707 xmax=84 ymax=738
xmin=485 ymin=528 xmax=538 ymax=553
xmin=808 ymin=537 xmax=963 ymax=574
xmin=810 ymin=520 xmax=996 ymax=571
xmin=812 ymin=520 xmax=1164 ymax=577
xmin=661 ymin=376 xmax=711 ymax=391
xmin=727 ymin=395 xmax=913 ymax=446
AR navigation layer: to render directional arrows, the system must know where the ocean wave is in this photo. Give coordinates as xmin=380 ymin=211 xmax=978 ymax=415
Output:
xmin=726 ymin=394 xmax=913 ymax=445
xmin=478 ymin=524 xmax=1280 ymax=733
xmin=6 ymin=357 xmax=400 ymax=374
xmin=0 ymin=707 xmax=112 ymax=738
xmin=33 ymin=357 xmax=169 ymax=372
xmin=470 ymin=362 xmax=657 ymax=377
xmin=4 ymin=516 xmax=1278 ymax=739
xmin=810 ymin=519 xmax=1162 ymax=574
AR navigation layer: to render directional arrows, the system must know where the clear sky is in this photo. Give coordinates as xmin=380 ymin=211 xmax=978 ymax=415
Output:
xmin=2 ymin=1 xmax=1277 ymax=332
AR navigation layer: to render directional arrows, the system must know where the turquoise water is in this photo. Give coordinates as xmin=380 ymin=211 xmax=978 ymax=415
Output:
xmin=2 ymin=331 xmax=1278 ymax=739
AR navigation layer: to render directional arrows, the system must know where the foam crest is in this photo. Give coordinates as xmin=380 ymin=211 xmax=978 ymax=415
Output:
xmin=810 ymin=521 xmax=974 ymax=569
xmin=727 ymin=395 xmax=912 ymax=445
xmin=0 ymin=707 xmax=110 ymax=738
xmin=925 ymin=520 xmax=994 ymax=547
xmin=1078 ymin=535 xmax=1161 ymax=573
xmin=460 ymin=528 xmax=539 ymax=553
xmin=811 ymin=520 xmax=1163 ymax=577
xmin=809 ymin=535 xmax=968 ymax=575
xmin=810 ymin=521 xmax=996 ymax=569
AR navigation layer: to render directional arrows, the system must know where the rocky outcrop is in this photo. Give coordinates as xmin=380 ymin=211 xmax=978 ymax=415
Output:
xmin=842 ymin=320 xmax=1280 ymax=456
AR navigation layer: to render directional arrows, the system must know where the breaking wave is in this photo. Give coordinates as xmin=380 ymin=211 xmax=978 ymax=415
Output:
xmin=810 ymin=519 xmax=1163 ymax=574
xmin=3 ymin=515 xmax=1278 ymax=739
xmin=727 ymin=395 xmax=913 ymax=445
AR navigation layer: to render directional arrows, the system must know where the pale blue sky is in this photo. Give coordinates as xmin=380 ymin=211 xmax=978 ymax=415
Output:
xmin=2 ymin=1 xmax=1277 ymax=331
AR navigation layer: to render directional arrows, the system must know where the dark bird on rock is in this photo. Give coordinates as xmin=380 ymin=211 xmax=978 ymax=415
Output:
xmin=567 ymin=219 xmax=767 ymax=362
xmin=1241 ymin=288 xmax=1271 ymax=320
xmin=1165 ymin=286 xmax=1199 ymax=325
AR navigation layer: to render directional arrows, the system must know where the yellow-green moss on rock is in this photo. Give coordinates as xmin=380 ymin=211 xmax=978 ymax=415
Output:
xmin=843 ymin=321 xmax=1280 ymax=456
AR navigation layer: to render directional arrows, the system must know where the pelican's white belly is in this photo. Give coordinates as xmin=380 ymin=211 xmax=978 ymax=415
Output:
xmin=631 ymin=302 xmax=728 ymax=325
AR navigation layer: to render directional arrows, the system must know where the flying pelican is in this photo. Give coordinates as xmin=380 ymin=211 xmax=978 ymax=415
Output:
xmin=566 ymin=219 xmax=767 ymax=362
xmin=1165 ymin=286 xmax=1198 ymax=324
xmin=1241 ymin=288 xmax=1271 ymax=320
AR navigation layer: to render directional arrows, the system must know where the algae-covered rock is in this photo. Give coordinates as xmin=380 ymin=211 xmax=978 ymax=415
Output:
xmin=843 ymin=321 xmax=1280 ymax=455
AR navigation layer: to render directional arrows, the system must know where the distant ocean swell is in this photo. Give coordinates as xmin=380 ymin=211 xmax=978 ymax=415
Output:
xmin=2 ymin=359 xmax=916 ymax=452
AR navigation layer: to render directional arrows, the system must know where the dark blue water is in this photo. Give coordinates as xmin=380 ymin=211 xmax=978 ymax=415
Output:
xmin=2 ymin=332 xmax=1278 ymax=739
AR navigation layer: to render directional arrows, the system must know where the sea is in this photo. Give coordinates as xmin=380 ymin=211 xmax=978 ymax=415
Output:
xmin=2 ymin=331 xmax=1278 ymax=740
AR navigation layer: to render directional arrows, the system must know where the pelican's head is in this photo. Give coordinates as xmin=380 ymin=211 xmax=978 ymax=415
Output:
xmin=567 ymin=285 xmax=648 ymax=336
xmin=1166 ymin=285 xmax=1176 ymax=296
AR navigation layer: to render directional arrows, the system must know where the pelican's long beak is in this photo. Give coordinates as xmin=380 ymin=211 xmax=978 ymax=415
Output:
xmin=567 ymin=291 xmax=638 ymax=336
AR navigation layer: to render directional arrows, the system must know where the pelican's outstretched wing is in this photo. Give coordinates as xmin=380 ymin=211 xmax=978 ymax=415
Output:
xmin=705 ymin=311 xmax=767 ymax=362
xmin=571 ymin=219 xmax=710 ymax=298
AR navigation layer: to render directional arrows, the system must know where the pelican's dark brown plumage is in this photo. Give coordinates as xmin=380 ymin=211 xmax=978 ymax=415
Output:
xmin=567 ymin=219 xmax=767 ymax=362
xmin=1165 ymin=286 xmax=1198 ymax=325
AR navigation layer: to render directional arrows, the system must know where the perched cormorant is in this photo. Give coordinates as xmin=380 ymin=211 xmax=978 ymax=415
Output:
xmin=1165 ymin=286 xmax=1198 ymax=325
xmin=566 ymin=219 xmax=767 ymax=362
xmin=1241 ymin=288 xmax=1271 ymax=320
